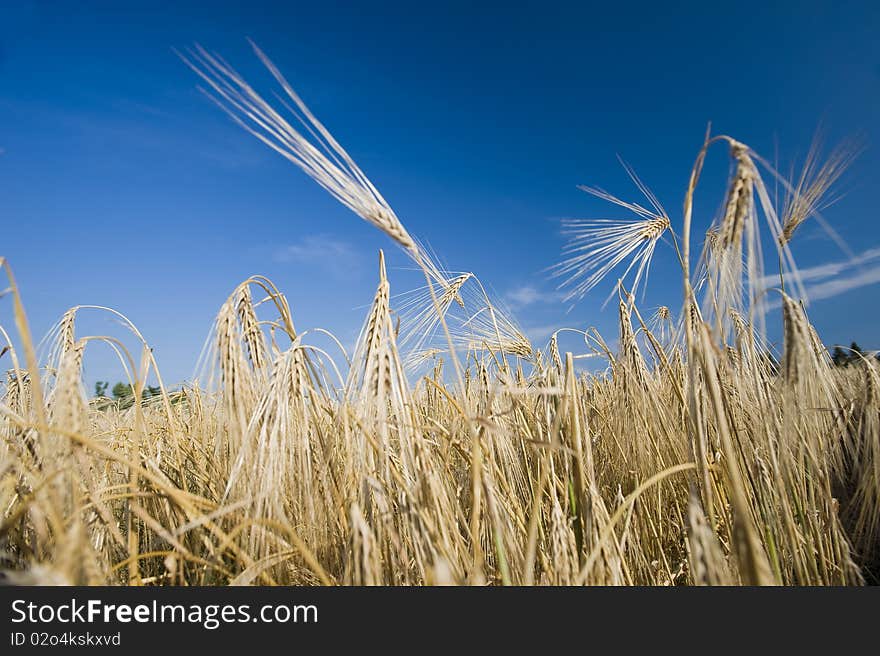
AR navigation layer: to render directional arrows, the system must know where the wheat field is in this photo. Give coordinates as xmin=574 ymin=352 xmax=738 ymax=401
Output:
xmin=1 ymin=44 xmax=877 ymax=586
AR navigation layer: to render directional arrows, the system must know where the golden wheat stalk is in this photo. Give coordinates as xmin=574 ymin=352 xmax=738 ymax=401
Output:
xmin=551 ymin=161 xmax=670 ymax=305
xmin=180 ymin=41 xmax=447 ymax=288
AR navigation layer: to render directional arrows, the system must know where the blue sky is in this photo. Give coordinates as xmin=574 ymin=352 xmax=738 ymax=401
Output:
xmin=1 ymin=1 xmax=879 ymax=388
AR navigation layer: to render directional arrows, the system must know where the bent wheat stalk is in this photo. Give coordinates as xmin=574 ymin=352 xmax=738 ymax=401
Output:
xmin=179 ymin=41 xmax=447 ymax=288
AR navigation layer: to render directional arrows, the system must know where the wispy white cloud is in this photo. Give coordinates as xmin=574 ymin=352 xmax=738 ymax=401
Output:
xmin=505 ymin=285 xmax=566 ymax=309
xmin=522 ymin=324 xmax=560 ymax=342
xmin=761 ymin=245 xmax=880 ymax=310
xmin=802 ymin=264 xmax=880 ymax=302
xmin=506 ymin=285 xmax=542 ymax=307
xmin=274 ymin=234 xmax=361 ymax=277
xmin=759 ymin=246 xmax=880 ymax=289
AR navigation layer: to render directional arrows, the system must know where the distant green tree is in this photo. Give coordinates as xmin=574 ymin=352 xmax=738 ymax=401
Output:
xmin=830 ymin=341 xmax=879 ymax=367
xmin=109 ymin=382 xmax=162 ymax=402
xmin=112 ymin=382 xmax=134 ymax=400
xmin=92 ymin=381 xmax=171 ymax=411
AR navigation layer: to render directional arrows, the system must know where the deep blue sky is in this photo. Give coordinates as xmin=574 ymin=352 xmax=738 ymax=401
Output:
xmin=1 ymin=1 xmax=879 ymax=387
